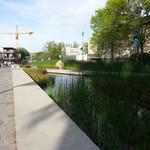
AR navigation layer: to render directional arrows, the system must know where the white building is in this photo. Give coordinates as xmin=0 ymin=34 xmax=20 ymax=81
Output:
xmin=65 ymin=47 xmax=81 ymax=56
xmin=65 ymin=47 xmax=87 ymax=61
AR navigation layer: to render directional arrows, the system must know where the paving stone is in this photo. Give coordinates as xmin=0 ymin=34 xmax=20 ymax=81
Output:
xmin=0 ymin=68 xmax=16 ymax=150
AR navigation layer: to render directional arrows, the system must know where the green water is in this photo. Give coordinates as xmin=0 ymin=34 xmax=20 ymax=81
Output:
xmin=45 ymin=75 xmax=150 ymax=150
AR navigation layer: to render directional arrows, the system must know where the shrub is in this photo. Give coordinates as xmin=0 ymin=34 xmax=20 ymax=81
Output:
xmin=20 ymin=64 xmax=31 ymax=68
xmin=129 ymin=53 xmax=150 ymax=64
xmin=24 ymin=69 xmax=51 ymax=87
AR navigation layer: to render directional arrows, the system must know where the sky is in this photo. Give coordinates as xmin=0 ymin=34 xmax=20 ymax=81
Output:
xmin=0 ymin=0 xmax=107 ymax=52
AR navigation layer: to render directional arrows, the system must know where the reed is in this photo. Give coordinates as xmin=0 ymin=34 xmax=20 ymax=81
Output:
xmin=24 ymin=68 xmax=51 ymax=87
xmin=47 ymin=75 xmax=150 ymax=150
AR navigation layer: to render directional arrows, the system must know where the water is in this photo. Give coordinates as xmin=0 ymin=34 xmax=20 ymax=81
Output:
xmin=44 ymin=74 xmax=150 ymax=150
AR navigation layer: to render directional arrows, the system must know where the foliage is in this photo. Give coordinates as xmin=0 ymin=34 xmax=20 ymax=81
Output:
xmin=24 ymin=69 xmax=51 ymax=87
xmin=30 ymin=60 xmax=57 ymax=69
xmin=46 ymin=75 xmax=150 ymax=149
xmin=18 ymin=47 xmax=30 ymax=63
xmin=33 ymin=52 xmax=51 ymax=61
xmin=91 ymin=0 xmax=150 ymax=62
xmin=20 ymin=64 xmax=31 ymax=68
xmin=43 ymin=41 xmax=65 ymax=60
xmin=28 ymin=59 xmax=150 ymax=74
xmin=91 ymin=0 xmax=128 ymax=59
xmin=129 ymin=53 xmax=150 ymax=64
xmin=83 ymin=42 xmax=88 ymax=54
xmin=63 ymin=60 xmax=150 ymax=74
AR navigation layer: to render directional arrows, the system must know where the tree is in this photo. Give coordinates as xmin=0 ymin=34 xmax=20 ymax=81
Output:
xmin=83 ymin=42 xmax=88 ymax=54
xmin=18 ymin=47 xmax=30 ymax=63
xmin=127 ymin=0 xmax=150 ymax=63
xmin=34 ymin=52 xmax=51 ymax=61
xmin=91 ymin=0 xmax=150 ymax=63
xmin=43 ymin=41 xmax=65 ymax=60
xmin=73 ymin=42 xmax=80 ymax=48
xmin=91 ymin=1 xmax=126 ymax=61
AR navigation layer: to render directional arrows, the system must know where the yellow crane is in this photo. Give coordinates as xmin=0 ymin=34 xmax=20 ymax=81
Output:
xmin=0 ymin=25 xmax=33 ymax=49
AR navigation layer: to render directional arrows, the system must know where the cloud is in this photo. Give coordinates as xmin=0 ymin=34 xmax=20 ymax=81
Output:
xmin=0 ymin=0 xmax=107 ymax=52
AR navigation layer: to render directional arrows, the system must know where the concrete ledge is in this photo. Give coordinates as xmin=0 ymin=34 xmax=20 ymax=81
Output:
xmin=47 ymin=68 xmax=150 ymax=77
xmin=47 ymin=69 xmax=94 ymax=76
xmin=11 ymin=64 xmax=19 ymax=69
xmin=12 ymin=69 xmax=100 ymax=150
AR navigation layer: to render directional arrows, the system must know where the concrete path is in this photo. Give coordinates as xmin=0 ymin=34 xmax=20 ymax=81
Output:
xmin=0 ymin=68 xmax=16 ymax=150
xmin=12 ymin=68 xmax=99 ymax=150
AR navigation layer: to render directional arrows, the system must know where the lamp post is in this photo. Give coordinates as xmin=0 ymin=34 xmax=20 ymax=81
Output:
xmin=82 ymin=32 xmax=84 ymax=61
xmin=133 ymin=35 xmax=140 ymax=63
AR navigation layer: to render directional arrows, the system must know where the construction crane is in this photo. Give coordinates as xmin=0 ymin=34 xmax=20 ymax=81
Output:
xmin=0 ymin=25 xmax=33 ymax=49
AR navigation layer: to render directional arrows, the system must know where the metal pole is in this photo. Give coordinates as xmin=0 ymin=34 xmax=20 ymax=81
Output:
xmin=82 ymin=32 xmax=84 ymax=61
xmin=16 ymin=25 xmax=19 ymax=49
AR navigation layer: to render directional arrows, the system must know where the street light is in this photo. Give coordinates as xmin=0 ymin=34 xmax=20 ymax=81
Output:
xmin=82 ymin=32 xmax=84 ymax=61
xmin=133 ymin=35 xmax=140 ymax=63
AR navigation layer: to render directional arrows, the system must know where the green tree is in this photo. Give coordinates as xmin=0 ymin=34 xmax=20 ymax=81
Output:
xmin=43 ymin=41 xmax=65 ymax=60
xmin=18 ymin=47 xmax=30 ymax=63
xmin=91 ymin=1 xmax=125 ymax=61
xmin=83 ymin=42 xmax=88 ymax=54
xmin=91 ymin=0 xmax=150 ymax=63
xmin=126 ymin=0 xmax=150 ymax=63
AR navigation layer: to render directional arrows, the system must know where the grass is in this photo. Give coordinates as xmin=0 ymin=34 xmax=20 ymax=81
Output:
xmin=31 ymin=60 xmax=57 ymax=69
xmin=25 ymin=67 xmax=150 ymax=149
xmin=64 ymin=60 xmax=150 ymax=74
xmin=46 ymin=75 xmax=150 ymax=150
xmin=24 ymin=68 xmax=51 ymax=87
xmin=22 ymin=60 xmax=150 ymax=74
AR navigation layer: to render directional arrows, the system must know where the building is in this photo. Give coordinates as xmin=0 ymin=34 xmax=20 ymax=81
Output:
xmin=65 ymin=47 xmax=81 ymax=56
xmin=0 ymin=47 xmax=19 ymax=64
xmin=65 ymin=47 xmax=88 ymax=61
xmin=64 ymin=47 xmax=81 ymax=60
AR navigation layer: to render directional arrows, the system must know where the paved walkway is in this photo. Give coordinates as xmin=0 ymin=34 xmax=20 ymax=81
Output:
xmin=13 ymin=69 xmax=99 ymax=150
xmin=0 ymin=68 xmax=16 ymax=150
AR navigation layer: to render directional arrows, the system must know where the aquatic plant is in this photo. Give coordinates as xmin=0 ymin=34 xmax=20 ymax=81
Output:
xmin=47 ymin=75 xmax=150 ymax=150
xmin=24 ymin=69 xmax=51 ymax=87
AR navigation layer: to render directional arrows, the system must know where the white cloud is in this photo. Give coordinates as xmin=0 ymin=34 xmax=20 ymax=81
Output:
xmin=0 ymin=0 xmax=107 ymax=52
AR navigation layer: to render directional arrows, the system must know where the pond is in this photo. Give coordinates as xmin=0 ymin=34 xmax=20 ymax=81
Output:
xmin=43 ymin=74 xmax=150 ymax=150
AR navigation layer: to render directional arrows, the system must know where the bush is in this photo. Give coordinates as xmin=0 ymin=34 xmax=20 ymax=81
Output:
xmin=129 ymin=53 xmax=150 ymax=64
xmin=24 ymin=69 xmax=51 ymax=87
xmin=30 ymin=60 xmax=57 ymax=69
xmin=20 ymin=64 xmax=31 ymax=68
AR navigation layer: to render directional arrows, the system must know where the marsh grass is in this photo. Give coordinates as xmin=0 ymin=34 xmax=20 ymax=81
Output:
xmin=47 ymin=75 xmax=150 ymax=150
xmin=29 ymin=60 xmax=150 ymax=75
xmin=24 ymin=68 xmax=51 ymax=87
xmin=30 ymin=60 xmax=57 ymax=69
xmin=26 ymin=67 xmax=150 ymax=149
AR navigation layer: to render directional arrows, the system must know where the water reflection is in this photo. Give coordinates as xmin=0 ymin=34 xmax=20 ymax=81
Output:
xmin=45 ymin=75 xmax=150 ymax=150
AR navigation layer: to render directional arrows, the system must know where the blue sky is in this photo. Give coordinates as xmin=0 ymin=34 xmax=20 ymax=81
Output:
xmin=0 ymin=0 xmax=107 ymax=52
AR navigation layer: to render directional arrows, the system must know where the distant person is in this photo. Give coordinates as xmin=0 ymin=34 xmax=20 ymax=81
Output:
xmin=0 ymin=58 xmax=4 ymax=67
xmin=4 ymin=61 xmax=8 ymax=67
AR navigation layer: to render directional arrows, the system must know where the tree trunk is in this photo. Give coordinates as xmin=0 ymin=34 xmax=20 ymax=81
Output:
xmin=140 ymin=44 xmax=144 ymax=64
xmin=111 ymin=44 xmax=114 ymax=62
xmin=136 ymin=46 xmax=139 ymax=64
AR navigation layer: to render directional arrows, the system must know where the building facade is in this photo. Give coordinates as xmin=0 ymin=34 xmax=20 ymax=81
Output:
xmin=0 ymin=47 xmax=19 ymax=64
